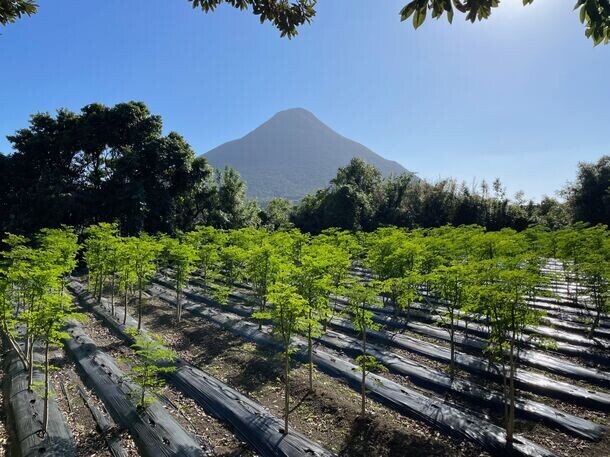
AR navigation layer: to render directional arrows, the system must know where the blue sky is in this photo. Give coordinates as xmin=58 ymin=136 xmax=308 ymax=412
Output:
xmin=0 ymin=0 xmax=608 ymax=200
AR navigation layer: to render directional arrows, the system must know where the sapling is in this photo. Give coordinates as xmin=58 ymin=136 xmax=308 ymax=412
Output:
xmin=130 ymin=234 xmax=162 ymax=330
xmin=84 ymin=223 xmax=119 ymax=304
xmin=478 ymin=258 xmax=546 ymax=446
xmin=33 ymin=292 xmax=82 ymax=433
xmin=344 ymin=281 xmax=386 ymax=417
xmin=245 ymin=241 xmax=281 ymax=315
xmin=128 ymin=331 xmax=177 ymax=409
xmin=117 ymin=238 xmax=137 ymax=323
xmin=253 ymin=280 xmax=307 ymax=434
xmin=292 ymin=243 xmax=332 ymax=392
xmin=426 ymin=263 xmax=474 ymax=378
xmin=160 ymin=236 xmax=199 ymax=323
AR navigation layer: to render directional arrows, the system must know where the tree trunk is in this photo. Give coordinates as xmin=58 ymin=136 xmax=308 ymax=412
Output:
xmin=284 ymin=347 xmax=290 ymax=435
xmin=27 ymin=337 xmax=34 ymax=390
xmin=110 ymin=275 xmax=115 ymax=316
xmin=307 ymin=319 xmax=313 ymax=392
xmin=141 ymin=384 xmax=146 ymax=409
xmin=43 ymin=339 xmax=50 ymax=433
xmin=449 ymin=309 xmax=455 ymax=378
xmin=176 ymin=288 xmax=182 ymax=323
xmin=137 ymin=279 xmax=143 ymax=330
xmin=123 ymin=288 xmax=128 ymax=325
xmin=361 ymin=324 xmax=367 ymax=417
xmin=507 ymin=343 xmax=516 ymax=446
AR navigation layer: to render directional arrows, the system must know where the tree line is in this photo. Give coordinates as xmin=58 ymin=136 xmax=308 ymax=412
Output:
xmin=1 ymin=102 xmax=608 ymax=237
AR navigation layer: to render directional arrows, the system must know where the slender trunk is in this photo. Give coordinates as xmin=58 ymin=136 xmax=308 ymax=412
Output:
xmin=42 ymin=339 xmax=50 ymax=433
xmin=307 ymin=317 xmax=313 ymax=392
xmin=137 ymin=279 xmax=143 ymax=330
xmin=449 ymin=309 xmax=455 ymax=378
xmin=141 ymin=382 xmax=146 ymax=409
xmin=27 ymin=337 xmax=34 ymax=390
xmin=97 ymin=268 xmax=104 ymax=305
xmin=284 ymin=346 xmax=290 ymax=435
xmin=502 ymin=361 xmax=509 ymax=438
xmin=110 ymin=275 xmax=115 ymax=316
xmin=24 ymin=326 xmax=30 ymax=382
xmin=361 ymin=321 xmax=367 ymax=417
xmin=3 ymin=322 xmax=27 ymax=368
xmin=176 ymin=288 xmax=182 ymax=323
xmin=507 ymin=341 xmax=515 ymax=445
xmin=123 ymin=288 xmax=128 ymax=325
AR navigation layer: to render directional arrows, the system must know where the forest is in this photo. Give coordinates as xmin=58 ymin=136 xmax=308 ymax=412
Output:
xmin=1 ymin=101 xmax=608 ymax=237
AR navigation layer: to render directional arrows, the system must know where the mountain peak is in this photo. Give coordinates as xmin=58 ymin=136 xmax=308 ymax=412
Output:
xmin=205 ymin=109 xmax=412 ymax=202
xmin=259 ymin=107 xmax=325 ymax=132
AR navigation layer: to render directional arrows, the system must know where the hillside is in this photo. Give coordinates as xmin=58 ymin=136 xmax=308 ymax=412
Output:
xmin=204 ymin=108 xmax=412 ymax=201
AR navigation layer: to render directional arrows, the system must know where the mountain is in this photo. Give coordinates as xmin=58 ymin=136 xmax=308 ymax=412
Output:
xmin=204 ymin=108 xmax=413 ymax=202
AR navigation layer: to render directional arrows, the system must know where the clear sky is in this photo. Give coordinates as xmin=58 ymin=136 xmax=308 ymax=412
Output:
xmin=1 ymin=0 xmax=608 ymax=200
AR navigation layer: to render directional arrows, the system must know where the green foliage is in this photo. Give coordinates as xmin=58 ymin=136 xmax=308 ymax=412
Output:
xmin=160 ymin=235 xmax=199 ymax=322
xmin=84 ymin=223 xmax=120 ymax=304
xmin=344 ymin=280 xmax=383 ymax=417
xmin=0 ymin=102 xmax=243 ymax=235
xmin=3 ymin=0 xmax=608 ymax=45
xmin=294 ymin=161 xmax=571 ymax=234
xmin=253 ymin=277 xmax=308 ymax=434
xmin=0 ymin=226 xmax=81 ymax=432
xmin=263 ymin=198 xmax=294 ymax=230
xmin=189 ymin=0 xmax=316 ymax=38
xmin=128 ymin=331 xmax=177 ymax=409
xmin=0 ymin=0 xmax=37 ymax=26
xmin=564 ymin=155 xmax=610 ymax=226
xmin=400 ymin=0 xmax=610 ymax=45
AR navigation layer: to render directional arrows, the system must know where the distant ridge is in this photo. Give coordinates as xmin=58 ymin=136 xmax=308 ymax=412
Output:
xmin=204 ymin=108 xmax=413 ymax=202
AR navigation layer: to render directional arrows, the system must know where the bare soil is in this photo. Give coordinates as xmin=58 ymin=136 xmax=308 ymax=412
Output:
xmin=51 ymin=346 xmax=140 ymax=457
xmin=79 ymin=310 xmax=256 ymax=457
xmin=137 ymin=296 xmax=488 ymax=457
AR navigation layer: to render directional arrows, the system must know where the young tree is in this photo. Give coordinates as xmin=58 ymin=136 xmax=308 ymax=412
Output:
xmin=128 ymin=332 xmax=177 ymax=409
xmin=253 ymin=279 xmax=307 ymax=434
xmin=160 ymin=236 xmax=199 ymax=323
xmin=245 ymin=240 xmax=283 ymax=316
xmin=33 ymin=292 xmax=81 ymax=433
xmin=185 ymin=226 xmax=225 ymax=289
xmin=426 ymin=262 xmax=474 ymax=378
xmin=477 ymin=257 xmax=547 ymax=446
xmin=37 ymin=226 xmax=80 ymax=293
xmin=581 ymin=251 xmax=610 ymax=338
xmin=84 ymin=223 xmax=120 ymax=305
xmin=292 ymin=243 xmax=332 ymax=392
xmin=344 ymin=281 xmax=385 ymax=417
xmin=2 ymin=229 xmax=81 ymax=434
xmin=117 ymin=237 xmax=138 ymax=323
xmin=130 ymin=234 xmax=162 ymax=330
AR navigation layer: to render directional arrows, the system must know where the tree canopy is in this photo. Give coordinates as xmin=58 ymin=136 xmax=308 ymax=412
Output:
xmin=2 ymin=0 xmax=608 ymax=44
xmin=564 ymin=155 xmax=610 ymax=227
xmin=0 ymin=101 xmax=258 ymax=235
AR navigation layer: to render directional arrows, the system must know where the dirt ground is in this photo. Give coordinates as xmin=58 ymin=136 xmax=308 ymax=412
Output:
xmin=146 ymin=279 xmax=610 ymax=457
xmin=136 ymin=296 xmax=488 ymax=457
xmin=50 ymin=354 xmax=139 ymax=457
xmin=79 ymin=309 xmax=255 ymax=457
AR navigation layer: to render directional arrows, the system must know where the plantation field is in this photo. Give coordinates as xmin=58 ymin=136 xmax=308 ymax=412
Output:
xmin=0 ymin=224 xmax=608 ymax=457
